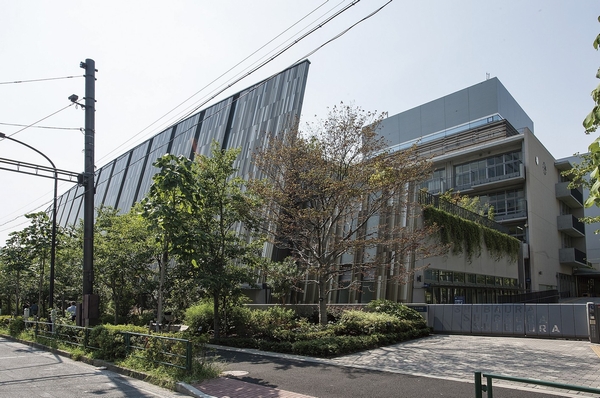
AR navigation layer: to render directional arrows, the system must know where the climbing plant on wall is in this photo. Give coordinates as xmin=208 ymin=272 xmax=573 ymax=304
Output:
xmin=422 ymin=206 xmax=520 ymax=263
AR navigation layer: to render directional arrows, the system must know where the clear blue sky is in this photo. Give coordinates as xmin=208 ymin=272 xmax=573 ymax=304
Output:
xmin=0 ymin=0 xmax=598 ymax=244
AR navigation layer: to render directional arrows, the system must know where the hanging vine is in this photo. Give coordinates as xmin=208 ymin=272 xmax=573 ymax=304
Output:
xmin=422 ymin=206 xmax=519 ymax=263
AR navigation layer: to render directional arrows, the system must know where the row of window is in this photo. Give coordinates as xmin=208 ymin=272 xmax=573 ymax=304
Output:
xmin=424 ymin=287 xmax=521 ymax=304
xmin=423 ymin=269 xmax=518 ymax=287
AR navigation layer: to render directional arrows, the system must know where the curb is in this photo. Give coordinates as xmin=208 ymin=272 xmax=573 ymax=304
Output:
xmin=176 ymin=382 xmax=217 ymax=398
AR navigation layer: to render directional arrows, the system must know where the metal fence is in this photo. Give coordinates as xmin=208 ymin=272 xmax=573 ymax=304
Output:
xmin=24 ymin=320 xmax=192 ymax=372
xmin=474 ymin=372 xmax=600 ymax=397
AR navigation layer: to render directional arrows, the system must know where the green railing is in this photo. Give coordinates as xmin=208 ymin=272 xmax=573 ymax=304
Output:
xmin=26 ymin=320 xmax=98 ymax=351
xmin=123 ymin=331 xmax=192 ymax=371
xmin=23 ymin=320 xmax=192 ymax=372
xmin=474 ymin=371 xmax=600 ymax=397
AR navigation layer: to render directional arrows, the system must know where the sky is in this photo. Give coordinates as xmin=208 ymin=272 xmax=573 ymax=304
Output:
xmin=0 ymin=0 xmax=598 ymax=245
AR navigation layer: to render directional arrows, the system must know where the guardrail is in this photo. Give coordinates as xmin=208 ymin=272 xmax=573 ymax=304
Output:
xmin=23 ymin=320 xmax=192 ymax=372
xmin=474 ymin=371 xmax=600 ymax=397
xmin=123 ymin=331 xmax=192 ymax=371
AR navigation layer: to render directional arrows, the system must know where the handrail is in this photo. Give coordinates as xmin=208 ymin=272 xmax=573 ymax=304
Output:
xmin=474 ymin=371 xmax=600 ymax=397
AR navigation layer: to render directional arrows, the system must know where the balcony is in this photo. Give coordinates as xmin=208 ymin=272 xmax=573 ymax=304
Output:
xmin=559 ymin=247 xmax=587 ymax=267
xmin=455 ymin=163 xmax=525 ymax=192
xmin=557 ymin=214 xmax=585 ymax=237
xmin=555 ymin=182 xmax=583 ymax=208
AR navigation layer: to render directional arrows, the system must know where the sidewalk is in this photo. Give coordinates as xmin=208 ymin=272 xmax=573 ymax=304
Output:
xmin=181 ymin=335 xmax=600 ymax=398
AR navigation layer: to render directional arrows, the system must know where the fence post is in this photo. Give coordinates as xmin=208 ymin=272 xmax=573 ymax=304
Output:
xmin=84 ymin=327 xmax=89 ymax=349
xmin=485 ymin=375 xmax=494 ymax=398
xmin=186 ymin=340 xmax=192 ymax=372
xmin=474 ymin=372 xmax=483 ymax=398
xmin=124 ymin=332 xmax=130 ymax=354
xmin=34 ymin=320 xmax=38 ymax=338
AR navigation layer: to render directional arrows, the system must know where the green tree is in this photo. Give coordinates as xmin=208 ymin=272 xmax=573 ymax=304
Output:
xmin=564 ymin=16 xmax=600 ymax=218
xmin=250 ymin=104 xmax=441 ymax=325
xmin=54 ymin=225 xmax=82 ymax=313
xmin=20 ymin=212 xmax=53 ymax=316
xmin=141 ymin=154 xmax=198 ymax=330
xmin=0 ymin=232 xmax=33 ymax=315
xmin=94 ymin=206 xmax=157 ymax=324
xmin=175 ymin=142 xmax=263 ymax=339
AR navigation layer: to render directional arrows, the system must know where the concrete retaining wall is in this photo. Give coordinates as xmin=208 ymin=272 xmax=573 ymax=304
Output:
xmin=427 ymin=304 xmax=589 ymax=339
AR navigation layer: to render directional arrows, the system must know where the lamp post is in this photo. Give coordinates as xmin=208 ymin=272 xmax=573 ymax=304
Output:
xmin=0 ymin=132 xmax=58 ymax=311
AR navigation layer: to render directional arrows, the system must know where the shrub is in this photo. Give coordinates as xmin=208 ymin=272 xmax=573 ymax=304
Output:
xmin=367 ymin=299 xmax=425 ymax=323
xmin=334 ymin=310 xmax=410 ymax=336
xmin=246 ymin=306 xmax=296 ymax=340
xmin=87 ymin=324 xmax=147 ymax=361
xmin=225 ymin=305 xmax=252 ymax=337
xmin=8 ymin=317 xmax=25 ymax=337
xmin=184 ymin=301 xmax=214 ymax=335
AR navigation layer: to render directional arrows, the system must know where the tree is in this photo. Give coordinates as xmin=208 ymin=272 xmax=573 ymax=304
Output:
xmin=0 ymin=232 xmax=33 ymax=315
xmin=175 ymin=142 xmax=263 ymax=339
xmin=250 ymin=104 xmax=441 ymax=325
xmin=142 ymin=142 xmax=262 ymax=338
xmin=20 ymin=212 xmax=53 ymax=316
xmin=141 ymin=154 xmax=198 ymax=330
xmin=564 ymin=16 xmax=600 ymax=218
xmin=94 ymin=206 xmax=157 ymax=324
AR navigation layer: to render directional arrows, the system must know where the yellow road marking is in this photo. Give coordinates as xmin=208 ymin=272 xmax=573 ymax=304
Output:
xmin=591 ymin=345 xmax=600 ymax=358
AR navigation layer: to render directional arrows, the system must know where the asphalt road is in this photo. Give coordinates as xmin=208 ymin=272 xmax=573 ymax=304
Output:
xmin=209 ymin=348 xmax=572 ymax=398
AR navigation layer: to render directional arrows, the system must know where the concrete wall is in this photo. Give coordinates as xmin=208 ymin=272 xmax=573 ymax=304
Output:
xmin=427 ymin=303 xmax=589 ymax=339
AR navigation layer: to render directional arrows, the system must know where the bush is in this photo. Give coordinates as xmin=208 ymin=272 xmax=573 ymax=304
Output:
xmin=246 ymin=306 xmax=297 ymax=340
xmin=8 ymin=317 xmax=25 ymax=337
xmin=184 ymin=301 xmax=214 ymax=335
xmin=334 ymin=310 xmax=412 ymax=336
xmin=87 ymin=324 xmax=147 ymax=361
xmin=367 ymin=300 xmax=425 ymax=323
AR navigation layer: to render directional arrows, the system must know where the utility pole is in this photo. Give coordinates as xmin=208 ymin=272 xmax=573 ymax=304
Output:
xmin=81 ymin=59 xmax=98 ymax=326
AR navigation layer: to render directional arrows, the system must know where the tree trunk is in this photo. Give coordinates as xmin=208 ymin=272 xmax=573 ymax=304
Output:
xmin=319 ymin=280 xmax=327 ymax=326
xmin=213 ymin=289 xmax=220 ymax=339
xmin=38 ymin=256 xmax=45 ymax=317
xmin=156 ymin=248 xmax=168 ymax=332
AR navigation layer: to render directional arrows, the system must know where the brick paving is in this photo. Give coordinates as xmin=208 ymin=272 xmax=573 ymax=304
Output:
xmin=186 ymin=335 xmax=600 ymax=398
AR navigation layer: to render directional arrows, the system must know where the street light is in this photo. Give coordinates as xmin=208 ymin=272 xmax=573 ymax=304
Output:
xmin=0 ymin=132 xmax=58 ymax=311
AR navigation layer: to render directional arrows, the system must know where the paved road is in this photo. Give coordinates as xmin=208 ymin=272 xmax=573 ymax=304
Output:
xmin=0 ymin=337 xmax=187 ymax=398
xmin=193 ymin=335 xmax=600 ymax=398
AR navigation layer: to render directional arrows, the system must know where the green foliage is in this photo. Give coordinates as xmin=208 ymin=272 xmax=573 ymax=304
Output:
xmin=423 ymin=206 xmax=519 ymax=262
xmin=367 ymin=299 xmax=425 ymax=323
xmin=333 ymin=310 xmax=414 ymax=336
xmin=483 ymin=227 xmax=521 ymax=262
xmin=247 ymin=306 xmax=297 ymax=340
xmin=8 ymin=317 xmax=25 ymax=337
xmin=422 ymin=206 xmax=481 ymax=261
xmin=210 ymin=305 xmax=430 ymax=357
xmin=87 ymin=324 xmax=148 ymax=361
xmin=184 ymin=301 xmax=214 ymax=334
xmin=439 ymin=189 xmax=494 ymax=219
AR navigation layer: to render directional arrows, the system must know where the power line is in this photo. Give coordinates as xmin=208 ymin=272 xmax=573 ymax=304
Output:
xmin=72 ymin=0 xmax=391 ymax=213
xmin=0 ymin=75 xmax=83 ymax=85
xmin=97 ymin=0 xmax=342 ymax=165
xmin=3 ymin=103 xmax=75 ymax=138
xmin=0 ymin=122 xmax=81 ymax=131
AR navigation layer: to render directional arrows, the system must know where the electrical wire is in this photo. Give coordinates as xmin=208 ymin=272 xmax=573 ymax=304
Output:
xmin=0 ymin=75 xmax=83 ymax=85
xmin=0 ymin=122 xmax=81 ymax=131
xmin=3 ymin=0 xmax=392 ymax=236
xmin=97 ymin=0 xmax=341 ymax=165
xmin=3 ymin=103 xmax=76 ymax=138
xmin=60 ymin=0 xmax=392 ymax=216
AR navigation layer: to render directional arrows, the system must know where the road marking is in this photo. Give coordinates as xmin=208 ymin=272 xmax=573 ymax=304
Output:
xmin=591 ymin=345 xmax=600 ymax=358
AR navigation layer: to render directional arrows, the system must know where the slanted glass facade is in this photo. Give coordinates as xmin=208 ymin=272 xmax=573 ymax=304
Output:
xmin=55 ymin=61 xmax=311 ymax=238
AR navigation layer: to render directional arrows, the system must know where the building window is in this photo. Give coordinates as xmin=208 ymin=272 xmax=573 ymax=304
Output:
xmin=454 ymin=150 xmax=522 ymax=189
xmin=480 ymin=189 xmax=526 ymax=219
